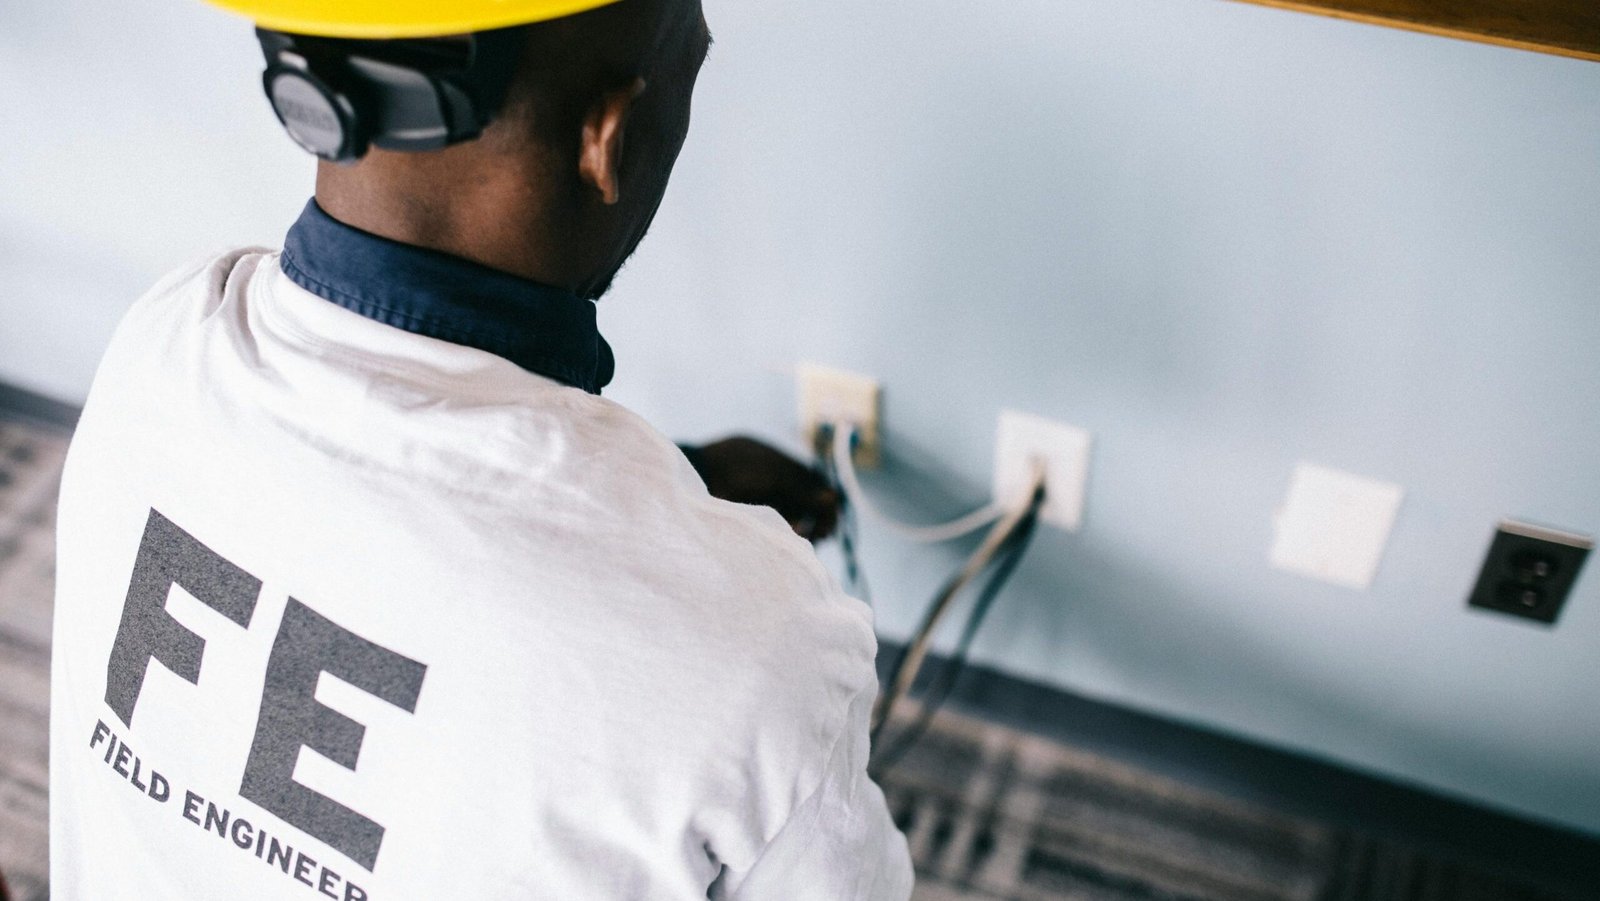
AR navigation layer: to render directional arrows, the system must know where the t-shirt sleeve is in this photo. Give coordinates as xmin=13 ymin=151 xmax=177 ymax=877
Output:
xmin=712 ymin=679 xmax=914 ymax=901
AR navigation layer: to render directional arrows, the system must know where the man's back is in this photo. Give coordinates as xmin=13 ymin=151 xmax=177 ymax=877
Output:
xmin=50 ymin=242 xmax=911 ymax=898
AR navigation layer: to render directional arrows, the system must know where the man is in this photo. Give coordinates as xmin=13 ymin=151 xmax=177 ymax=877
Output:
xmin=49 ymin=0 xmax=914 ymax=897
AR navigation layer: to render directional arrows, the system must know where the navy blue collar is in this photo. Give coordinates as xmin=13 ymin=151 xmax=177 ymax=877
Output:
xmin=280 ymin=199 xmax=614 ymax=394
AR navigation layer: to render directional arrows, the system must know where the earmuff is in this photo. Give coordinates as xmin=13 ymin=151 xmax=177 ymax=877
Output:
xmin=257 ymin=28 xmax=525 ymax=163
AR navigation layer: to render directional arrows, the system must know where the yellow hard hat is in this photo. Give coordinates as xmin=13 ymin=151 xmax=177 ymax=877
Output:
xmin=203 ymin=0 xmax=625 ymax=39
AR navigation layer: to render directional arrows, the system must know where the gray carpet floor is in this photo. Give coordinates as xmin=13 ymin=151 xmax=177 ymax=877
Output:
xmin=0 ymin=414 xmax=1585 ymax=901
xmin=0 ymin=419 xmax=66 ymax=901
xmin=873 ymin=704 xmax=1583 ymax=900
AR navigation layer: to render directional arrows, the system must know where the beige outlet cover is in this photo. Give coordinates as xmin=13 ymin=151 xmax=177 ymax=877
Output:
xmin=1270 ymin=463 xmax=1404 ymax=590
xmin=796 ymin=363 xmax=880 ymax=466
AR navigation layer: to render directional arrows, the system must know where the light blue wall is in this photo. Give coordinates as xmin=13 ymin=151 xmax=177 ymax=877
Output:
xmin=4 ymin=0 xmax=1599 ymax=834
xmin=0 ymin=1 xmax=309 ymax=400
xmin=612 ymin=0 xmax=1600 ymax=836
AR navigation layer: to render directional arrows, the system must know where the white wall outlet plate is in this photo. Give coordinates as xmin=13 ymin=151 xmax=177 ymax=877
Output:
xmin=993 ymin=410 xmax=1092 ymax=530
xmin=1270 ymin=462 xmax=1404 ymax=590
xmin=796 ymin=363 xmax=881 ymax=467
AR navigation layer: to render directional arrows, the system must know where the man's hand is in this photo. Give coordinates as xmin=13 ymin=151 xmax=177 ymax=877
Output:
xmin=682 ymin=436 xmax=840 ymax=542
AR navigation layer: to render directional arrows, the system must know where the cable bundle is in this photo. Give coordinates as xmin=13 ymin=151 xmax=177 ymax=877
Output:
xmin=819 ymin=422 xmax=1049 ymax=776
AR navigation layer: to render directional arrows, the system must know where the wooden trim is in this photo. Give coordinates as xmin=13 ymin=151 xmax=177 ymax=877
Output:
xmin=1224 ymin=0 xmax=1600 ymax=63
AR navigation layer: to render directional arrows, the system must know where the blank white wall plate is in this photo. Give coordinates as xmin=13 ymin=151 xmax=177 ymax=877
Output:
xmin=1270 ymin=462 xmax=1404 ymax=590
xmin=796 ymin=363 xmax=881 ymax=466
xmin=993 ymin=410 xmax=1092 ymax=531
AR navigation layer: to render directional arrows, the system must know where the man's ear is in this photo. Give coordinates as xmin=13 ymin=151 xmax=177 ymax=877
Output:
xmin=579 ymin=77 xmax=648 ymax=206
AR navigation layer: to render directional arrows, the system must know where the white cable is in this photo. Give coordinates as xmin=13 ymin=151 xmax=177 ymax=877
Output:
xmin=830 ymin=421 xmax=1004 ymax=544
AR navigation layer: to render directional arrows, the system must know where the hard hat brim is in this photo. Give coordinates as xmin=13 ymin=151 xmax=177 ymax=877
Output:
xmin=203 ymin=0 xmax=625 ymax=39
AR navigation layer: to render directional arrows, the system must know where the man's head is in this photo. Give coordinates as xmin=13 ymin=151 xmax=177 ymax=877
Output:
xmin=269 ymin=0 xmax=711 ymax=298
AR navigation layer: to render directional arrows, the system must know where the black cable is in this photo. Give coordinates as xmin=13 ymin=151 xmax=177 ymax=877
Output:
xmin=869 ymin=487 xmax=1038 ymax=745
xmin=839 ymin=497 xmax=870 ymax=603
xmin=870 ymin=486 xmax=1045 ymax=777
xmin=870 ymin=475 xmax=1044 ymax=744
xmin=813 ymin=424 xmax=870 ymax=603
xmin=870 ymin=512 xmax=1037 ymax=775
xmin=871 ymin=517 xmax=1036 ymax=774
xmin=920 ymin=515 xmax=1038 ymax=720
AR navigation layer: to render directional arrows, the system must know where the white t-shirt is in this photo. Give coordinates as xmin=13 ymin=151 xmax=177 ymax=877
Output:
xmin=50 ymin=246 xmax=913 ymax=900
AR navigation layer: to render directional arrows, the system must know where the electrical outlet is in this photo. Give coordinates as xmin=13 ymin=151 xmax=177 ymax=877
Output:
xmin=992 ymin=410 xmax=1092 ymax=530
xmin=796 ymin=363 xmax=881 ymax=467
xmin=1468 ymin=520 xmax=1591 ymax=624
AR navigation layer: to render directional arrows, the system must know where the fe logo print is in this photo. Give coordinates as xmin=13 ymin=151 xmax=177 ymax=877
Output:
xmin=103 ymin=508 xmax=428 ymax=872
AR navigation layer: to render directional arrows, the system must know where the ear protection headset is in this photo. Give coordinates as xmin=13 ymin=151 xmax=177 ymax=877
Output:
xmin=257 ymin=27 xmax=526 ymax=162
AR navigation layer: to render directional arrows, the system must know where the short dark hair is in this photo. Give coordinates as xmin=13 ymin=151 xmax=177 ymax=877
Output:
xmin=497 ymin=0 xmax=677 ymax=142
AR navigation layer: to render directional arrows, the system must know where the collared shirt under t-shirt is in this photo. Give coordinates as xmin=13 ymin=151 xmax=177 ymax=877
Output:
xmin=49 ymin=201 xmax=914 ymax=900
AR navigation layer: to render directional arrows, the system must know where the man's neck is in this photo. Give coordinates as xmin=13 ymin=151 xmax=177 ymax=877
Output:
xmin=313 ymin=150 xmax=582 ymax=289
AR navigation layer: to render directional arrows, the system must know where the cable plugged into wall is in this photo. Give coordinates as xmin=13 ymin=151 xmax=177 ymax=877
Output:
xmin=796 ymin=365 xmax=1090 ymax=768
xmin=796 ymin=360 xmax=1091 ymax=539
xmin=993 ymin=410 xmax=1092 ymax=532
xmin=797 ymin=363 xmax=881 ymax=467
xmin=832 ymin=422 xmax=1005 ymax=544
xmin=822 ymin=409 xmax=1092 ymax=542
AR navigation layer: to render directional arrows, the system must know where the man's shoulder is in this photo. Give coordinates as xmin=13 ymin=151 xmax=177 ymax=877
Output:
xmin=560 ymin=403 xmax=878 ymax=664
xmin=135 ymin=246 xmax=277 ymax=311
xmin=100 ymin=247 xmax=277 ymax=361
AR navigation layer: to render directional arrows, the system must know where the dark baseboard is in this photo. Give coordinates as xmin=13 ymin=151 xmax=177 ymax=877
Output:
xmin=876 ymin=641 xmax=1600 ymax=899
xmin=0 ymin=382 xmax=79 ymax=430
